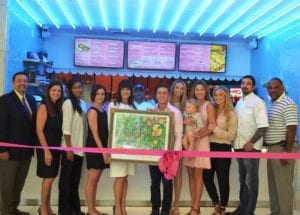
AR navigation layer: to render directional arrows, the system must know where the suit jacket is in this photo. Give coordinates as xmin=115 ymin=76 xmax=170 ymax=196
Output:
xmin=0 ymin=91 xmax=37 ymax=160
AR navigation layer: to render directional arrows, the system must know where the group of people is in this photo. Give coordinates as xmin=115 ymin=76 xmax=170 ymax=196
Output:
xmin=0 ymin=72 xmax=298 ymax=215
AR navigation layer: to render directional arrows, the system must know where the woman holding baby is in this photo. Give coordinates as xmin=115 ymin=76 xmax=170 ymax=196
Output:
xmin=183 ymin=80 xmax=216 ymax=215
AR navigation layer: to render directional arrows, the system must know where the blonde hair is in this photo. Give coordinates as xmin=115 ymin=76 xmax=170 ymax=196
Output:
xmin=169 ymin=79 xmax=187 ymax=112
xmin=213 ymin=85 xmax=234 ymax=119
xmin=186 ymin=98 xmax=200 ymax=109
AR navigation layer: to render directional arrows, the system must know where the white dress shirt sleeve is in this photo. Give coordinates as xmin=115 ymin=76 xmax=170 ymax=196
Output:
xmin=62 ymin=100 xmax=73 ymax=135
xmin=173 ymin=109 xmax=183 ymax=151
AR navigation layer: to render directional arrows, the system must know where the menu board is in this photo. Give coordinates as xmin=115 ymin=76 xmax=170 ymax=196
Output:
xmin=179 ymin=44 xmax=226 ymax=72
xmin=127 ymin=41 xmax=176 ymax=70
xmin=74 ymin=38 xmax=124 ymax=68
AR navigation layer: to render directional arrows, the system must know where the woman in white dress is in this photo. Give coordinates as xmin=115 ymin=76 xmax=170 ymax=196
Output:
xmin=107 ymin=79 xmax=136 ymax=215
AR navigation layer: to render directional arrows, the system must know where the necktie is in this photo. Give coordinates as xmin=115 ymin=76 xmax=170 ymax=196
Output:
xmin=22 ymin=96 xmax=31 ymax=118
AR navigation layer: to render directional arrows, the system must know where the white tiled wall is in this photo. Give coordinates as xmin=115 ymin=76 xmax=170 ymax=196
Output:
xmin=0 ymin=0 xmax=7 ymax=95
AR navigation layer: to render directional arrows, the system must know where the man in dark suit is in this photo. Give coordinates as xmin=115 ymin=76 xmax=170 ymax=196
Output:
xmin=0 ymin=72 xmax=37 ymax=215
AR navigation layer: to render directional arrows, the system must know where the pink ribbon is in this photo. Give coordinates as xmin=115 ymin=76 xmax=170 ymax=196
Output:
xmin=158 ymin=151 xmax=182 ymax=179
xmin=1 ymin=142 xmax=300 ymax=160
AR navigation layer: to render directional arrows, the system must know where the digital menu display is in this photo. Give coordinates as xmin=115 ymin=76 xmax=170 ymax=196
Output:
xmin=74 ymin=38 xmax=124 ymax=68
xmin=179 ymin=44 xmax=226 ymax=72
xmin=127 ymin=41 xmax=176 ymax=70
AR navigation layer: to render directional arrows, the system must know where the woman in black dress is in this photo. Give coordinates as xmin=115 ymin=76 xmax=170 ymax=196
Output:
xmin=85 ymin=85 xmax=110 ymax=215
xmin=36 ymin=80 xmax=63 ymax=215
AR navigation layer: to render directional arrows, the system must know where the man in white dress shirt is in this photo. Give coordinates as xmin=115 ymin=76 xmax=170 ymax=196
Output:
xmin=227 ymin=75 xmax=269 ymax=215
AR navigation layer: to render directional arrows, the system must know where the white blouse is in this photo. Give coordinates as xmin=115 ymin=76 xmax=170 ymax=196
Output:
xmin=61 ymin=99 xmax=87 ymax=156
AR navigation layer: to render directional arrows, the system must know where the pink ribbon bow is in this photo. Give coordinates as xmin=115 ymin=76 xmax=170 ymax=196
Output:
xmin=158 ymin=151 xmax=182 ymax=180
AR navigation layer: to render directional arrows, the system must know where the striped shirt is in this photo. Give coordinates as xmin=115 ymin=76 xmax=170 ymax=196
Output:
xmin=264 ymin=93 xmax=298 ymax=144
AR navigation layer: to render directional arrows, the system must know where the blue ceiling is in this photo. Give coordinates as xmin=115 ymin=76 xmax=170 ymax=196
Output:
xmin=10 ymin=0 xmax=300 ymax=41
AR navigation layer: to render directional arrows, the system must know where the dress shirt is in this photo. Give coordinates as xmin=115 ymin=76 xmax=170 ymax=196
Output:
xmin=61 ymin=99 xmax=87 ymax=156
xmin=154 ymin=103 xmax=183 ymax=150
xmin=14 ymin=89 xmax=32 ymax=116
xmin=233 ymin=92 xmax=269 ymax=150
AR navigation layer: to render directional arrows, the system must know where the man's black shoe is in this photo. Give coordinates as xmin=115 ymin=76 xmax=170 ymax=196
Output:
xmin=225 ymin=208 xmax=242 ymax=215
xmin=160 ymin=210 xmax=170 ymax=215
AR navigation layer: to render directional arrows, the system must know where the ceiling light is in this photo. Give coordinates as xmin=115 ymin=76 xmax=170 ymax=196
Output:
xmin=120 ymin=0 xmax=124 ymax=32
xmin=244 ymin=2 xmax=300 ymax=38
xmin=183 ymin=0 xmax=212 ymax=35
xmin=229 ymin=0 xmax=282 ymax=38
xmin=99 ymin=0 xmax=108 ymax=31
xmin=36 ymin=0 xmax=60 ymax=29
xmin=137 ymin=0 xmax=145 ymax=32
xmin=16 ymin=0 xmax=42 ymax=27
xmin=153 ymin=0 xmax=167 ymax=33
xmin=56 ymin=0 xmax=76 ymax=29
xmin=78 ymin=0 xmax=92 ymax=30
xmin=10 ymin=9 xmax=31 ymax=27
xmin=168 ymin=0 xmax=189 ymax=34
xmin=199 ymin=0 xmax=235 ymax=36
xmin=214 ymin=0 xmax=258 ymax=36
xmin=257 ymin=15 xmax=300 ymax=39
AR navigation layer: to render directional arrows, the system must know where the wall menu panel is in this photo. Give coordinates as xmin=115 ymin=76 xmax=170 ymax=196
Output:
xmin=127 ymin=41 xmax=176 ymax=70
xmin=179 ymin=44 xmax=226 ymax=72
xmin=75 ymin=38 xmax=124 ymax=68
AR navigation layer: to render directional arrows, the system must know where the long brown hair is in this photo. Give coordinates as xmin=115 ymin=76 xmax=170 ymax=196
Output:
xmin=44 ymin=80 xmax=64 ymax=117
xmin=191 ymin=80 xmax=212 ymax=102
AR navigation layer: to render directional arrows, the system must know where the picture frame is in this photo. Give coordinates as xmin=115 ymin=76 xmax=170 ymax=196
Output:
xmin=108 ymin=108 xmax=174 ymax=164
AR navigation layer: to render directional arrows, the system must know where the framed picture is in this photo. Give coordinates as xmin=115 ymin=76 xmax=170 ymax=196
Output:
xmin=108 ymin=109 xmax=174 ymax=164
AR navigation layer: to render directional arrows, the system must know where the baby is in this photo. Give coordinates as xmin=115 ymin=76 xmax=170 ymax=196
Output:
xmin=182 ymin=98 xmax=203 ymax=151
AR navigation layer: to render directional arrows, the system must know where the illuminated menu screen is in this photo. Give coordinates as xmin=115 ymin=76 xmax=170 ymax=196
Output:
xmin=127 ymin=41 xmax=176 ymax=70
xmin=179 ymin=44 xmax=226 ymax=72
xmin=75 ymin=38 xmax=124 ymax=68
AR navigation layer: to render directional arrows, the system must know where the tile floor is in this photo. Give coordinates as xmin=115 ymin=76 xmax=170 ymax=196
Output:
xmin=19 ymin=206 xmax=300 ymax=215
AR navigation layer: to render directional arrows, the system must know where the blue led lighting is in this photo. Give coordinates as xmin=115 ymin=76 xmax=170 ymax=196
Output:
xmin=36 ymin=0 xmax=60 ymax=29
xmin=199 ymin=0 xmax=235 ymax=36
xmin=243 ymin=2 xmax=300 ymax=38
xmin=267 ymin=21 xmax=300 ymax=40
xmin=257 ymin=15 xmax=300 ymax=39
xmin=10 ymin=8 xmax=31 ymax=27
xmin=56 ymin=0 xmax=76 ymax=29
xmin=214 ymin=0 xmax=258 ymax=37
xmin=137 ymin=0 xmax=145 ymax=32
xmin=16 ymin=0 xmax=42 ymax=27
xmin=99 ymin=0 xmax=108 ymax=31
xmin=78 ymin=0 xmax=92 ymax=30
xmin=168 ymin=0 xmax=189 ymax=34
xmin=120 ymin=0 xmax=124 ymax=32
xmin=153 ymin=0 xmax=167 ymax=33
xmin=229 ymin=0 xmax=282 ymax=38
xmin=183 ymin=0 xmax=212 ymax=35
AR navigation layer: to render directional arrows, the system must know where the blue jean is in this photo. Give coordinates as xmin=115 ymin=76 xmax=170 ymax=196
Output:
xmin=237 ymin=157 xmax=259 ymax=215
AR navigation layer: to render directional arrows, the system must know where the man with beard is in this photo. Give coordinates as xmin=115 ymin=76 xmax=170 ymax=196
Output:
xmin=0 ymin=72 xmax=37 ymax=215
xmin=226 ymin=75 xmax=268 ymax=215
xmin=264 ymin=78 xmax=298 ymax=215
